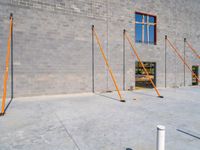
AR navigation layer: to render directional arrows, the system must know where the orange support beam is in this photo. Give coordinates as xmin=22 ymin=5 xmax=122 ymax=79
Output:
xmin=0 ymin=14 xmax=13 ymax=116
xmin=92 ymin=25 xmax=125 ymax=102
xmin=185 ymin=40 xmax=200 ymax=59
xmin=166 ymin=37 xmax=200 ymax=83
xmin=124 ymin=30 xmax=163 ymax=98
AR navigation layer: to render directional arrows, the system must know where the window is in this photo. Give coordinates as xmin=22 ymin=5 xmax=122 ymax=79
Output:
xmin=135 ymin=12 xmax=157 ymax=45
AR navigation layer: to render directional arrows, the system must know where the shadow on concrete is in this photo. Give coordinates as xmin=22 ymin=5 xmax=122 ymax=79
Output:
xmin=4 ymin=97 xmax=14 ymax=113
xmin=177 ymin=129 xmax=200 ymax=140
xmin=95 ymin=93 xmax=120 ymax=102
xmin=126 ymin=148 xmax=133 ymax=150
xmin=130 ymin=91 xmax=158 ymax=99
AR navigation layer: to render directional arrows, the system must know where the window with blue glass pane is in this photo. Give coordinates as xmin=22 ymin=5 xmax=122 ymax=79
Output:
xmin=144 ymin=24 xmax=148 ymax=43
xmin=135 ymin=14 xmax=143 ymax=22
xmin=135 ymin=24 xmax=142 ymax=42
xmin=135 ymin=12 xmax=157 ymax=45
xmin=149 ymin=25 xmax=155 ymax=44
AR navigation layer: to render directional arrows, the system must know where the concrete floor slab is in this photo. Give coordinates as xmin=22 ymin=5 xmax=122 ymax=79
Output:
xmin=0 ymin=87 xmax=200 ymax=150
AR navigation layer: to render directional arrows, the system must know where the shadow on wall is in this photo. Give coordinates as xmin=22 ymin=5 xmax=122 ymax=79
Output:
xmin=126 ymin=148 xmax=133 ymax=150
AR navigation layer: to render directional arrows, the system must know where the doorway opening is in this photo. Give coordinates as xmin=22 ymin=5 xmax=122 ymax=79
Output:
xmin=192 ymin=66 xmax=199 ymax=85
xmin=135 ymin=62 xmax=156 ymax=89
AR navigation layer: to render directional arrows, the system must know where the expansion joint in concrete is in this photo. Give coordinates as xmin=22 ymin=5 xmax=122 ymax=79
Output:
xmin=55 ymin=113 xmax=81 ymax=150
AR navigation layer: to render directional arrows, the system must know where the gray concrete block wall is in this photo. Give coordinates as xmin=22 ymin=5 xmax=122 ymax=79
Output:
xmin=0 ymin=0 xmax=199 ymax=97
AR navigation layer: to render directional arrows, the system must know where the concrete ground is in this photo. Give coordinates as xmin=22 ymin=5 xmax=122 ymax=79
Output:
xmin=0 ymin=87 xmax=200 ymax=150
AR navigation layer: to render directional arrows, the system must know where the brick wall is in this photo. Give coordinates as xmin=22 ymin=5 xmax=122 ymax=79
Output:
xmin=0 ymin=0 xmax=199 ymax=97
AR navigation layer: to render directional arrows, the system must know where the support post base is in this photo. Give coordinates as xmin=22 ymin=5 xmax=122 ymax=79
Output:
xmin=0 ymin=112 xmax=5 ymax=116
xmin=106 ymin=90 xmax=113 ymax=93
xmin=158 ymin=96 xmax=164 ymax=98
xmin=120 ymin=99 xmax=126 ymax=102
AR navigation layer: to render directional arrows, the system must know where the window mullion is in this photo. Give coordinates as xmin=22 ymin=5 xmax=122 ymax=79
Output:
xmin=147 ymin=16 xmax=149 ymax=44
xmin=142 ymin=15 xmax=144 ymax=43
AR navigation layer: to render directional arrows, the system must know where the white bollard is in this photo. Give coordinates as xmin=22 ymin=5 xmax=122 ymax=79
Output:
xmin=156 ymin=125 xmax=165 ymax=150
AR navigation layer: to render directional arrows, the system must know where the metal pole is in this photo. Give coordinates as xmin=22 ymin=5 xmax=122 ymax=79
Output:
xmin=123 ymin=29 xmax=126 ymax=91
xmin=165 ymin=35 xmax=167 ymax=88
xmin=106 ymin=0 xmax=109 ymax=91
xmin=184 ymin=38 xmax=186 ymax=86
xmin=157 ymin=125 xmax=165 ymax=150
xmin=11 ymin=13 xmax=14 ymax=99
xmin=92 ymin=25 xmax=95 ymax=93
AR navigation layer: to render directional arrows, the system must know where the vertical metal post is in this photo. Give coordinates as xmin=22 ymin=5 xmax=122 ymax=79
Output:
xmin=165 ymin=35 xmax=167 ymax=88
xmin=123 ymin=29 xmax=126 ymax=91
xmin=157 ymin=125 xmax=166 ymax=150
xmin=106 ymin=0 xmax=109 ymax=91
xmin=92 ymin=25 xmax=95 ymax=93
xmin=184 ymin=38 xmax=186 ymax=86
xmin=11 ymin=13 xmax=14 ymax=99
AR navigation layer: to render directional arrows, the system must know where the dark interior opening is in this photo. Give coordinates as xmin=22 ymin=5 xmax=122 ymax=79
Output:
xmin=135 ymin=62 xmax=156 ymax=89
xmin=192 ymin=66 xmax=199 ymax=85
